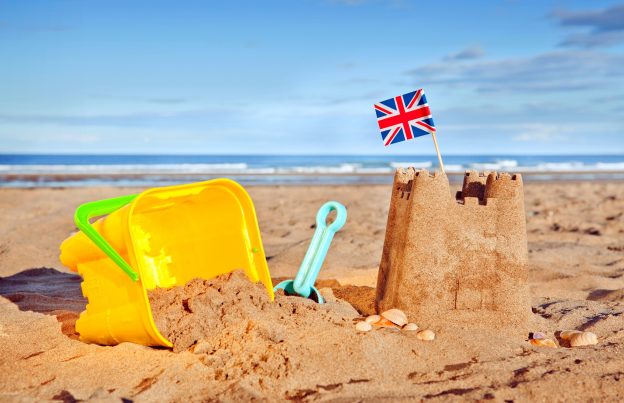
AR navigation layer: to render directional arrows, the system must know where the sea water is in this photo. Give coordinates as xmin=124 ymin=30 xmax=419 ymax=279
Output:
xmin=1 ymin=154 xmax=623 ymax=187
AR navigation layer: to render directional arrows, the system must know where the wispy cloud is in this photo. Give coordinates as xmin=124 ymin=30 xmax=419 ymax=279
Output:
xmin=0 ymin=107 xmax=241 ymax=128
xmin=513 ymin=129 xmax=567 ymax=143
xmin=323 ymin=91 xmax=384 ymax=105
xmin=443 ymin=45 xmax=485 ymax=61
xmin=552 ymin=4 xmax=624 ymax=32
xmin=337 ymin=62 xmax=357 ymax=70
xmin=551 ymin=4 xmax=624 ymax=48
xmin=593 ymin=94 xmax=624 ymax=103
xmin=407 ymin=50 xmax=624 ymax=92
xmin=558 ymin=31 xmax=624 ymax=48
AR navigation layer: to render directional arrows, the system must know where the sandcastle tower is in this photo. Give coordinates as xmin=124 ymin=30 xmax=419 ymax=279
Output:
xmin=375 ymin=169 xmax=530 ymax=331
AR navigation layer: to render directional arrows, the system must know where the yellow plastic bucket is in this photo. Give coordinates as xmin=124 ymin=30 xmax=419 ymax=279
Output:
xmin=60 ymin=179 xmax=273 ymax=347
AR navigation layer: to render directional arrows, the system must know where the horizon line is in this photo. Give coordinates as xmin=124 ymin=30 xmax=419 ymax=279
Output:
xmin=1 ymin=152 xmax=623 ymax=157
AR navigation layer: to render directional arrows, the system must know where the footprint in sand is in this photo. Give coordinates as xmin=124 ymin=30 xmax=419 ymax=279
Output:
xmin=587 ymin=288 xmax=624 ymax=302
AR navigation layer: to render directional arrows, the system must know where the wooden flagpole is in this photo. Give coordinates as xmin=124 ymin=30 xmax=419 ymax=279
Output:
xmin=431 ymin=132 xmax=445 ymax=174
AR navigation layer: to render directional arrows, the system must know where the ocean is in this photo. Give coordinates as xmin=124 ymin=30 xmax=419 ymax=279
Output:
xmin=1 ymin=154 xmax=623 ymax=187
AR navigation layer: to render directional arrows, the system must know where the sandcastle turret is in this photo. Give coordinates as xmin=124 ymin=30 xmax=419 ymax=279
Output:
xmin=376 ymin=169 xmax=530 ymax=332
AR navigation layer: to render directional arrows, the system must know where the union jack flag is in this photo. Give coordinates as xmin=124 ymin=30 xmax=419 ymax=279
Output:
xmin=374 ymin=89 xmax=436 ymax=147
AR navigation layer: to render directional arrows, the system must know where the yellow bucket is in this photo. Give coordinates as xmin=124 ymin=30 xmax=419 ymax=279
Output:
xmin=60 ymin=179 xmax=273 ymax=347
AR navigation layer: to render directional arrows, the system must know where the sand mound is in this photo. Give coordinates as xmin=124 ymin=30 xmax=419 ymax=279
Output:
xmin=148 ymin=272 xmax=360 ymax=352
xmin=148 ymin=272 xmax=438 ymax=398
xmin=149 ymin=271 xmax=372 ymax=393
xmin=146 ymin=271 xmax=624 ymax=400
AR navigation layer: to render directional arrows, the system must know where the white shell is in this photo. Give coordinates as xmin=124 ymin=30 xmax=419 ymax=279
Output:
xmin=355 ymin=321 xmax=372 ymax=332
xmin=403 ymin=323 xmax=419 ymax=331
xmin=560 ymin=330 xmax=582 ymax=341
xmin=569 ymin=331 xmax=598 ymax=347
xmin=381 ymin=309 xmax=408 ymax=327
xmin=365 ymin=315 xmax=381 ymax=324
xmin=531 ymin=332 xmax=546 ymax=340
xmin=416 ymin=329 xmax=435 ymax=341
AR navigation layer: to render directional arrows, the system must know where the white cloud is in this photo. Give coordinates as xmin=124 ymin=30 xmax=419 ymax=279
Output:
xmin=513 ymin=132 xmax=567 ymax=143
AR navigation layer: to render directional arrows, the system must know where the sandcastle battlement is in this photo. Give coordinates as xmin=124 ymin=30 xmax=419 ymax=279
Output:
xmin=393 ymin=169 xmax=523 ymax=206
xmin=376 ymin=169 xmax=530 ymax=332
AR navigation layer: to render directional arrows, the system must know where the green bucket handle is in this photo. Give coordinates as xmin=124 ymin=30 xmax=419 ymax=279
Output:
xmin=74 ymin=194 xmax=139 ymax=281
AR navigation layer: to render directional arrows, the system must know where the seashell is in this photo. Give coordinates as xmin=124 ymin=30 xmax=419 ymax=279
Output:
xmin=531 ymin=332 xmax=546 ymax=340
xmin=381 ymin=309 xmax=408 ymax=327
xmin=560 ymin=330 xmax=582 ymax=341
xmin=355 ymin=321 xmax=372 ymax=332
xmin=569 ymin=331 xmax=598 ymax=347
xmin=530 ymin=338 xmax=557 ymax=348
xmin=416 ymin=329 xmax=435 ymax=341
xmin=373 ymin=317 xmax=399 ymax=328
xmin=365 ymin=315 xmax=381 ymax=324
xmin=403 ymin=323 xmax=419 ymax=331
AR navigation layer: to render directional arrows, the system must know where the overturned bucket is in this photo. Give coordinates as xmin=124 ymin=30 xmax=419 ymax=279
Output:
xmin=60 ymin=179 xmax=273 ymax=347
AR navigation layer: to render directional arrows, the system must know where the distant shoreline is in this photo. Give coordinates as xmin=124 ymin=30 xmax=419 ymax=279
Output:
xmin=2 ymin=170 xmax=624 ymax=188
xmin=3 ymin=169 xmax=624 ymax=177
xmin=2 ymin=154 xmax=623 ymax=187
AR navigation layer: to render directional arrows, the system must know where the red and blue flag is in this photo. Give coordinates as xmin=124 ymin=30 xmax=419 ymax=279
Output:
xmin=374 ymin=89 xmax=436 ymax=147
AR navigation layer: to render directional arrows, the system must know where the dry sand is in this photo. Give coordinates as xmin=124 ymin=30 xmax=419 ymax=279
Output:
xmin=0 ymin=182 xmax=623 ymax=401
xmin=377 ymin=171 xmax=530 ymax=332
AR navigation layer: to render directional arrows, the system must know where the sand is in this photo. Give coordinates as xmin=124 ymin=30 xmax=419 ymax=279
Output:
xmin=377 ymin=171 xmax=529 ymax=332
xmin=148 ymin=271 xmax=358 ymax=352
xmin=1 ymin=182 xmax=624 ymax=401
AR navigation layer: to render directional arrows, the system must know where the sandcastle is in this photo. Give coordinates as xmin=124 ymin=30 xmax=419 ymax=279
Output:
xmin=375 ymin=169 xmax=530 ymax=331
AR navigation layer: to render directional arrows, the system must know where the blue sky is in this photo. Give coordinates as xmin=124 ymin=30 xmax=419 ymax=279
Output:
xmin=0 ymin=0 xmax=623 ymax=155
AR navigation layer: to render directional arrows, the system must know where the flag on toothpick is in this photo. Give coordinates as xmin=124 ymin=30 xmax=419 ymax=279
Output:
xmin=373 ymin=88 xmax=445 ymax=173
xmin=373 ymin=89 xmax=435 ymax=147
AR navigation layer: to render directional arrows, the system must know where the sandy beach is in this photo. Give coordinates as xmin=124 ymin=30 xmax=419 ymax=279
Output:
xmin=1 ymin=180 xmax=623 ymax=401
